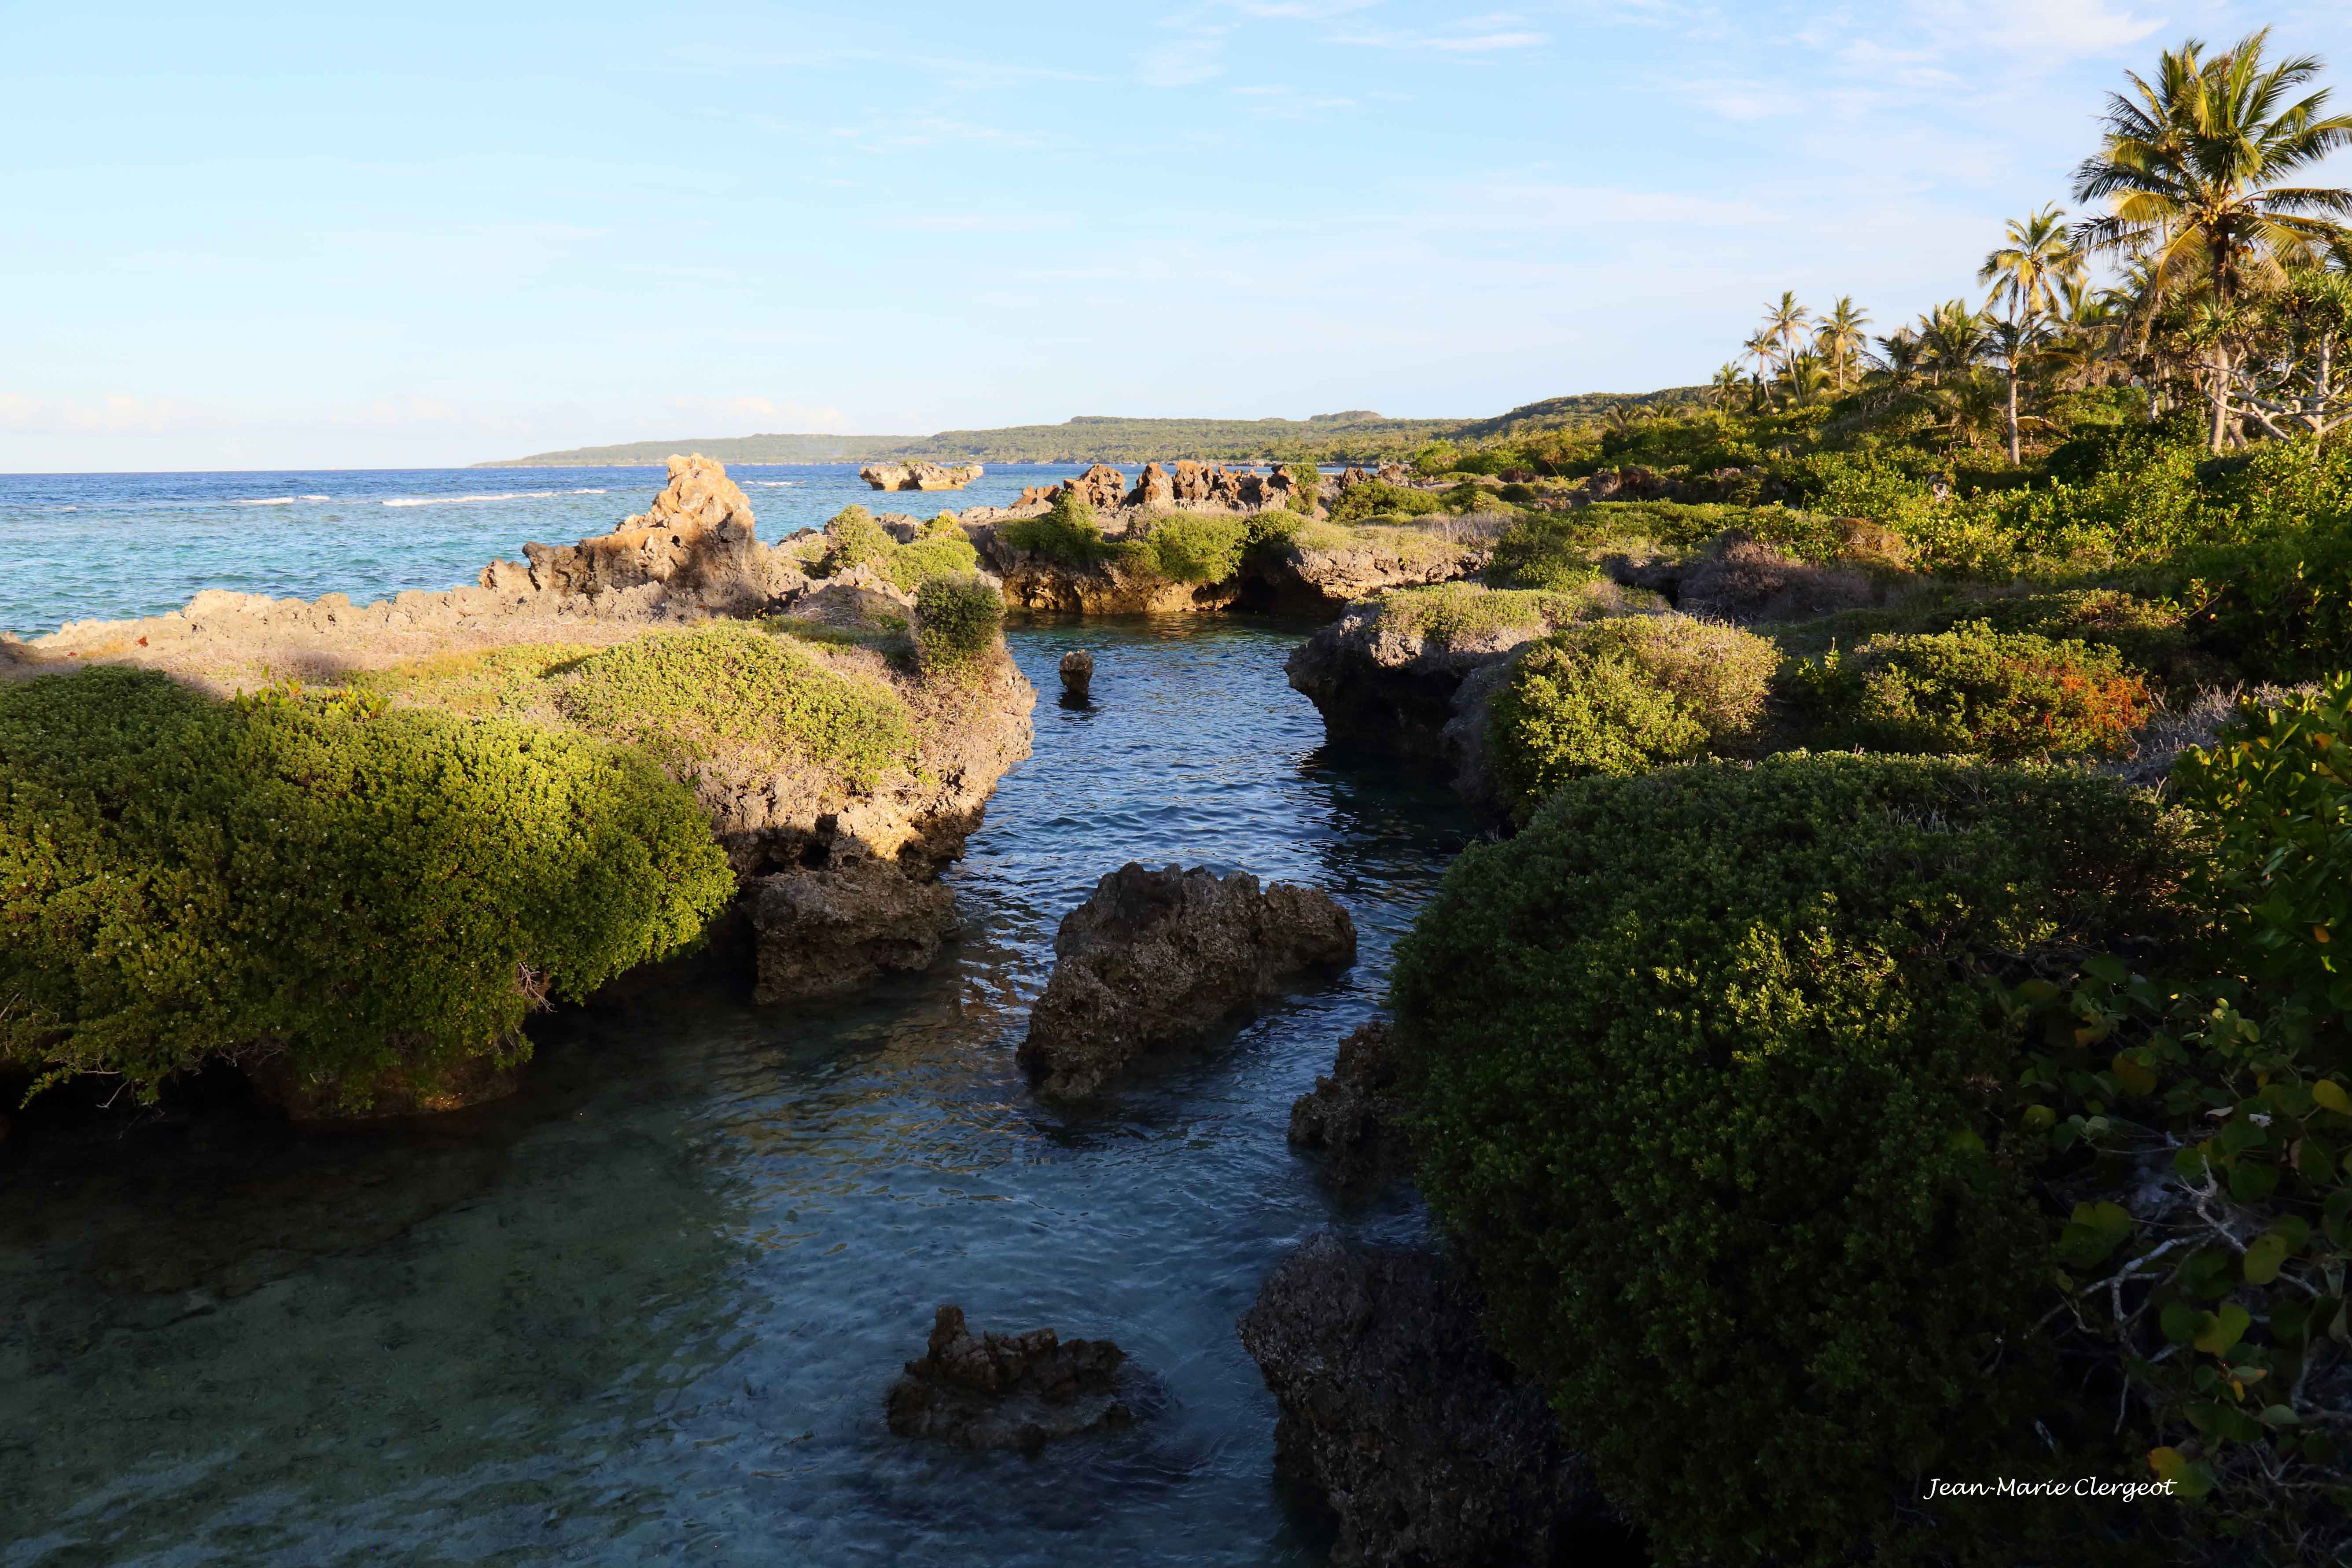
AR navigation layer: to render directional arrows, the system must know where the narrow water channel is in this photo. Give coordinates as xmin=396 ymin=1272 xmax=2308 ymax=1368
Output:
xmin=1 ymin=617 xmax=1478 ymax=1567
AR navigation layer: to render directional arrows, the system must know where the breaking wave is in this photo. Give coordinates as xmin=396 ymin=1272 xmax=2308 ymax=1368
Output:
xmin=380 ymin=488 xmax=608 ymax=508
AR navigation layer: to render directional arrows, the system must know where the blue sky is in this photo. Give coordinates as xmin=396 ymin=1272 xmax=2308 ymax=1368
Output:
xmin=6 ymin=0 xmax=2350 ymax=470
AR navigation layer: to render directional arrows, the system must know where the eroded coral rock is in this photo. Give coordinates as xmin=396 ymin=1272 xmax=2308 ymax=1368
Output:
xmin=860 ymin=462 xmax=983 ymax=491
xmin=885 ymin=1304 xmax=1134 ymax=1455
xmin=1018 ymin=863 xmax=1356 ymax=1099
xmin=1287 ymin=1021 xmax=1410 ymax=1188
xmin=747 ymin=856 xmax=955 ymax=1004
xmin=513 ymin=453 xmax=784 ymax=613
xmin=1238 ymin=1234 xmax=1631 ymax=1568
xmin=1058 ymin=648 xmax=1093 ymax=701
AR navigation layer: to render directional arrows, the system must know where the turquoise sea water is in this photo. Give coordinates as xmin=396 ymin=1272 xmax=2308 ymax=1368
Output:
xmin=0 ymin=464 xmax=1138 ymax=637
xmin=1 ymin=610 xmax=1478 ymax=1565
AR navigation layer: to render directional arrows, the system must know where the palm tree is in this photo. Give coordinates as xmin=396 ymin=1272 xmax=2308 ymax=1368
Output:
xmin=2072 ymin=30 xmax=2352 ymax=450
xmin=1978 ymin=205 xmax=2084 ymax=324
xmin=1984 ymin=317 xmax=2050 ymax=463
xmin=1814 ymin=298 xmax=1871 ymax=390
xmin=1782 ymin=351 xmax=1831 ymax=405
xmin=1871 ymin=328 xmax=1927 ymax=390
xmin=1760 ymin=291 xmax=1812 ymax=375
xmin=1709 ymin=363 xmax=1746 ymax=410
xmin=1919 ymin=300 xmax=1990 ymax=384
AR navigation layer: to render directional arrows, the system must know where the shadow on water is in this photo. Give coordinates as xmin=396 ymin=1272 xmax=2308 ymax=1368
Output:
xmin=2 ymin=617 xmax=1476 ymax=1567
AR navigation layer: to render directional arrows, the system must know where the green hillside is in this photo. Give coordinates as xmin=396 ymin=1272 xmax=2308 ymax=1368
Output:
xmin=471 ymin=394 xmax=1708 ymax=468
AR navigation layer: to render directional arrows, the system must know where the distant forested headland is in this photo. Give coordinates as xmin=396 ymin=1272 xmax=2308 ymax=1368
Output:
xmin=471 ymin=391 xmax=1704 ymax=468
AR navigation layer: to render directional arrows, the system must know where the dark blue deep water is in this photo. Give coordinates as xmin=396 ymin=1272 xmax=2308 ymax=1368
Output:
xmin=0 ymin=617 xmax=1478 ymax=1566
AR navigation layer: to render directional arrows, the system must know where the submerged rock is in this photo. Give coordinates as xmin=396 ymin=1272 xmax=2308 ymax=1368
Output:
xmin=886 ymin=1304 xmax=1134 ymax=1455
xmin=1287 ymin=1021 xmax=1410 ymax=1188
xmin=1058 ymin=648 xmax=1093 ymax=701
xmin=1238 ymin=1233 xmax=1631 ymax=1568
xmin=860 ymin=461 xmax=983 ymax=492
xmin=1019 ymin=863 xmax=1356 ymax=1099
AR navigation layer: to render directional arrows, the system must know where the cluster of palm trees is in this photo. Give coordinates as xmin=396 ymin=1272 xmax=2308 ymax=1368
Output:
xmin=1712 ymin=28 xmax=2352 ymax=460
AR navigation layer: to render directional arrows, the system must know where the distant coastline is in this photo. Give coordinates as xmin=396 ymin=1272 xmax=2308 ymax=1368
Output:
xmin=469 ymin=392 xmax=1706 ymax=468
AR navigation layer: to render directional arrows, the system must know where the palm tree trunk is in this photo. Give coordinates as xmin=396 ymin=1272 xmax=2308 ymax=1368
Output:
xmin=2006 ymin=370 xmax=2021 ymax=465
xmin=2208 ymin=348 xmax=2232 ymax=455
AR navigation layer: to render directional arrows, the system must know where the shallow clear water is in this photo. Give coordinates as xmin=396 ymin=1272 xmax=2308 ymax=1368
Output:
xmin=1 ymin=618 xmax=1476 ymax=1566
xmin=0 ymin=464 xmax=1154 ymax=637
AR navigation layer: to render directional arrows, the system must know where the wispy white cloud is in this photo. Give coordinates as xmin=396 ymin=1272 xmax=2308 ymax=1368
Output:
xmin=1139 ymin=35 xmax=1229 ymax=86
xmin=1335 ymin=26 xmax=1549 ymax=52
xmin=1906 ymin=0 xmax=2165 ymax=57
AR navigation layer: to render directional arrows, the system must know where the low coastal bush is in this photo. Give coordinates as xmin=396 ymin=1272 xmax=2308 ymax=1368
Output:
xmin=1130 ymin=512 xmax=1249 ymax=585
xmin=555 ymin=624 xmax=917 ymax=788
xmin=1485 ymin=616 xmax=1779 ymax=822
xmin=819 ymin=504 xmax=891 ymax=575
xmin=912 ymin=573 xmax=1004 ymax=670
xmin=0 ymin=667 xmax=734 ymax=1108
xmin=1388 ymin=754 xmax=2195 ymax=1564
xmin=1799 ymin=622 xmax=2150 ymax=761
xmin=1326 ymin=479 xmax=1447 ymax=525
xmin=816 ymin=504 xmax=980 ymax=591
xmin=1374 ymin=580 xmax=1649 ymax=650
xmin=1000 ymin=489 xmax=1111 ymax=564
xmin=1281 ymin=463 xmax=1321 ymax=514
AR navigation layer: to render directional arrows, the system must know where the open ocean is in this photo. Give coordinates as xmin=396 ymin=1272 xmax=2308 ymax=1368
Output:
xmin=0 ymin=463 xmax=1132 ymax=638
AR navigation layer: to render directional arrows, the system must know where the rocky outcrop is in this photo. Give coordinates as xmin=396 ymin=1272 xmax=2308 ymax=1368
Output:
xmin=861 ymin=462 xmax=983 ymax=492
xmin=734 ymin=650 xmax=1035 ymax=1004
xmin=1287 ymin=1022 xmax=1410 ymax=1189
xmin=512 ymin=453 xmax=797 ymax=615
xmin=1238 ymin=525 xmax=1493 ymax=617
xmin=1019 ymin=864 xmax=1357 ymax=1099
xmin=886 ymin=1305 xmax=1135 ymax=1455
xmin=1335 ymin=463 xmax=1416 ymax=490
xmin=1238 ymin=1233 xmax=1631 ymax=1568
xmin=1058 ymin=648 xmax=1093 ymax=701
xmin=979 ymin=522 xmax=1241 ymax=616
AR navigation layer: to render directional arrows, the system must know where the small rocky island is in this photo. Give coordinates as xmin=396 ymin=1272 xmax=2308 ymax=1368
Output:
xmin=860 ymin=460 xmax=984 ymax=491
xmin=886 ymin=1305 xmax=1135 ymax=1455
xmin=1020 ymin=863 xmax=1357 ymax=1099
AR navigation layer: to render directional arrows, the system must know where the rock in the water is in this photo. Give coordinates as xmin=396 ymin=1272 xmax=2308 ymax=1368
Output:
xmin=885 ymin=1304 xmax=1134 ymax=1455
xmin=1019 ymin=863 xmax=1356 ymax=1099
xmin=1287 ymin=1021 xmax=1410 ymax=1188
xmin=860 ymin=461 xmax=984 ymax=492
xmin=1237 ymin=1234 xmax=1631 ymax=1568
xmin=747 ymin=855 xmax=955 ymax=1003
xmin=1059 ymin=648 xmax=1093 ymax=700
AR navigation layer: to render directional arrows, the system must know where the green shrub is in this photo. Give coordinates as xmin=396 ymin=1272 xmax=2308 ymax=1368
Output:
xmin=1374 ymin=580 xmax=1640 ymax=650
xmin=1486 ymin=615 xmax=1779 ymax=822
xmin=884 ymin=532 xmax=981 ymax=592
xmin=1388 ymin=754 xmax=2194 ymax=1564
xmin=1932 ymin=589 xmax=2191 ymax=683
xmin=1985 ymin=679 xmax=2352 ymax=1554
xmin=1277 ymin=462 xmax=1323 ymax=514
xmin=818 ymin=504 xmax=892 ymax=575
xmin=1439 ymin=479 xmax=1487 ymax=513
xmin=0 ymin=667 xmax=733 ymax=1107
xmin=999 ymin=489 xmax=1111 ymax=564
xmin=1326 ymin=479 xmax=1447 ymax=524
xmin=1801 ymin=623 xmax=2151 ymax=760
xmin=1130 ymin=512 xmax=1250 ymax=584
xmin=912 ymin=573 xmax=1004 ymax=670
xmin=555 ymin=624 xmax=917 ymax=789
xmin=812 ymin=504 xmax=979 ymax=591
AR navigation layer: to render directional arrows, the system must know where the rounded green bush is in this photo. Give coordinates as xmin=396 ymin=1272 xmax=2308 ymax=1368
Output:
xmin=1486 ymin=615 xmax=1780 ymax=823
xmin=912 ymin=572 xmax=1005 ymax=670
xmin=1131 ymin=513 xmax=1249 ymax=584
xmin=1388 ymin=754 xmax=2194 ymax=1564
xmin=1803 ymin=622 xmax=2151 ymax=761
xmin=1000 ymin=489 xmax=1110 ymax=564
xmin=556 ymin=624 xmax=916 ymax=789
xmin=818 ymin=504 xmax=891 ymax=575
xmin=0 ymin=667 xmax=736 ymax=1108
xmin=1326 ymin=479 xmax=1446 ymax=524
